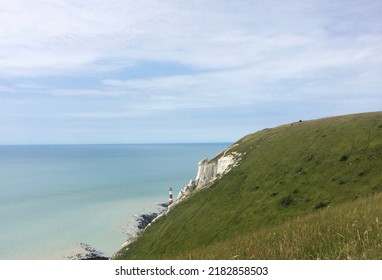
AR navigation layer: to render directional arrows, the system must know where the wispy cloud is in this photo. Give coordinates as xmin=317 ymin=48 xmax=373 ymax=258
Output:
xmin=0 ymin=84 xmax=15 ymax=93
xmin=1 ymin=0 xmax=381 ymax=143
xmin=50 ymin=89 xmax=122 ymax=97
xmin=1 ymin=0 xmax=379 ymax=76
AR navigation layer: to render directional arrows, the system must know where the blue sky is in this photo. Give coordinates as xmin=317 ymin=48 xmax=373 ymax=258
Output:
xmin=0 ymin=0 xmax=381 ymax=144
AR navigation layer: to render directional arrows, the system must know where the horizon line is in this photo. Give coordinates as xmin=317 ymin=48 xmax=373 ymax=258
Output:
xmin=0 ymin=141 xmax=234 ymax=147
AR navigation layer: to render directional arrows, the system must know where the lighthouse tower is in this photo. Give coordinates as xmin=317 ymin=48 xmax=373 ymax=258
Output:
xmin=169 ymin=187 xmax=173 ymax=204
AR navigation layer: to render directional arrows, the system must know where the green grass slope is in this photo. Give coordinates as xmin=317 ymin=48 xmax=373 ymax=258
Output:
xmin=115 ymin=112 xmax=382 ymax=259
xmin=175 ymin=192 xmax=382 ymax=259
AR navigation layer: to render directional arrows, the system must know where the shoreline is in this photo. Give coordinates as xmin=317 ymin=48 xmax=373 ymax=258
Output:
xmin=111 ymin=202 xmax=170 ymax=260
xmin=66 ymin=202 xmax=170 ymax=260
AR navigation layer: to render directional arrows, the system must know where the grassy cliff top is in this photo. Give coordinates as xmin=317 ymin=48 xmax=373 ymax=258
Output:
xmin=114 ymin=112 xmax=382 ymax=259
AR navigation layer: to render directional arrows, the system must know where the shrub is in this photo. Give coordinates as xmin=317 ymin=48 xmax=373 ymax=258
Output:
xmin=340 ymin=155 xmax=348 ymax=162
xmin=280 ymin=196 xmax=294 ymax=207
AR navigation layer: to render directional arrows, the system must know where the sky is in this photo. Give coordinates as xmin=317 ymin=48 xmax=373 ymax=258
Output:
xmin=0 ymin=0 xmax=381 ymax=144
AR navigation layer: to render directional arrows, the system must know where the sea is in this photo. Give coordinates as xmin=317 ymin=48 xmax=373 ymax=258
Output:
xmin=0 ymin=143 xmax=229 ymax=259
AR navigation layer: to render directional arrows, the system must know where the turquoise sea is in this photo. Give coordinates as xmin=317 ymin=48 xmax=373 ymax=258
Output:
xmin=0 ymin=143 xmax=229 ymax=259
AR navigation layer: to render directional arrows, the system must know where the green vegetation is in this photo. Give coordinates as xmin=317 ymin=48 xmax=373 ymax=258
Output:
xmin=114 ymin=112 xmax=382 ymax=259
xmin=175 ymin=193 xmax=382 ymax=259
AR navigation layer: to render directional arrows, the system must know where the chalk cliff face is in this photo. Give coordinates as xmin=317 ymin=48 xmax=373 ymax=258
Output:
xmin=176 ymin=147 xmax=241 ymax=204
xmin=196 ymin=158 xmax=217 ymax=188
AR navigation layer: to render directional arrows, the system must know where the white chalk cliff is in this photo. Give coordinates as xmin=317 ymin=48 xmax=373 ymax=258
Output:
xmin=175 ymin=145 xmax=241 ymax=204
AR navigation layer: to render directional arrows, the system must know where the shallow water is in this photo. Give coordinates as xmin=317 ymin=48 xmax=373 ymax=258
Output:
xmin=0 ymin=143 xmax=229 ymax=259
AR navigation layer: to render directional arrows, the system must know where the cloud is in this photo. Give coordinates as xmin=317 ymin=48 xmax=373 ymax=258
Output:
xmin=0 ymin=0 xmax=381 ymax=79
xmin=1 ymin=0 xmax=381 ymax=143
xmin=0 ymin=84 xmax=15 ymax=93
xmin=2 ymin=0 xmax=380 ymax=79
xmin=50 ymin=88 xmax=122 ymax=97
xmin=100 ymin=32 xmax=382 ymax=104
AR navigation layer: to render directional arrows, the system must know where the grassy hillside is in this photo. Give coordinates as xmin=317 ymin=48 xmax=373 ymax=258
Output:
xmin=174 ymin=192 xmax=382 ymax=259
xmin=114 ymin=112 xmax=382 ymax=259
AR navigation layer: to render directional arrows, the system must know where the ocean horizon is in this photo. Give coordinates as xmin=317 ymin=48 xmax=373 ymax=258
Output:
xmin=0 ymin=143 xmax=230 ymax=259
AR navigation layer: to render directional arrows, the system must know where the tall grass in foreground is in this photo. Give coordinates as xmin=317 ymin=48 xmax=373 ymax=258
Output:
xmin=176 ymin=193 xmax=382 ymax=260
